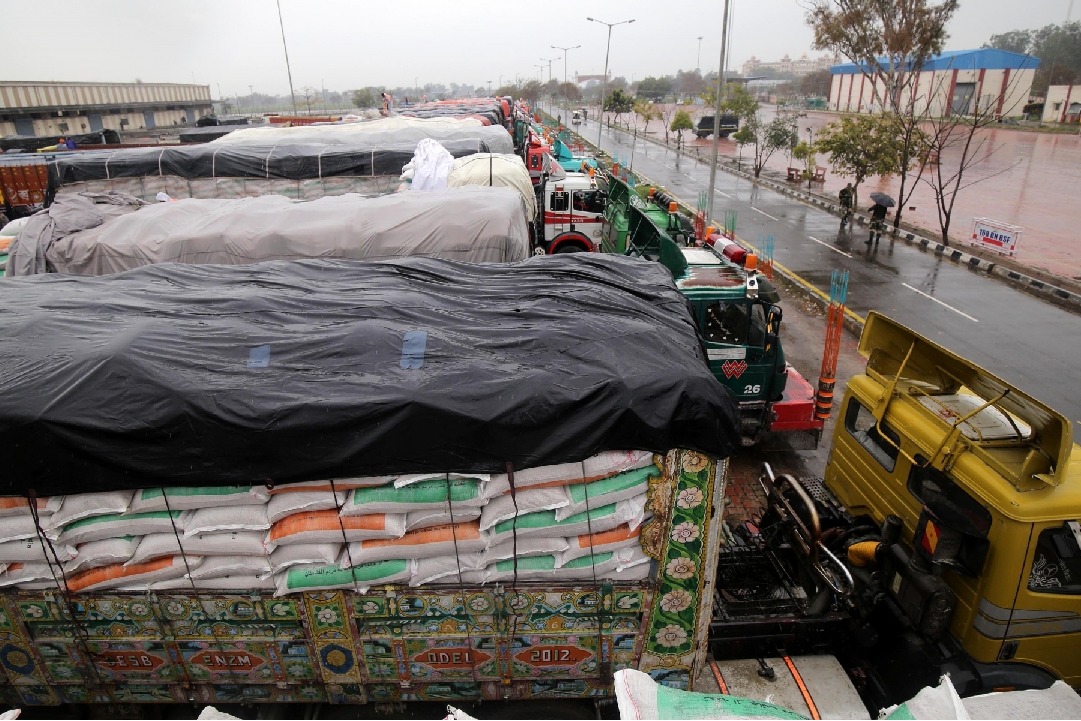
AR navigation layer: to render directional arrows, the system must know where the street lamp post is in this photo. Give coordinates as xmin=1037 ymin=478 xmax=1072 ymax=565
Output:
xmin=697 ymin=36 xmax=703 ymax=73
xmin=806 ymin=127 xmax=815 ymax=190
xmin=586 ymin=17 xmax=634 ymax=150
xmin=706 ymin=0 xmax=732 ymax=223
xmin=541 ymin=57 xmax=558 ymax=113
xmin=550 ymin=44 xmax=581 ymax=118
xmin=487 ymin=80 xmax=492 ymax=96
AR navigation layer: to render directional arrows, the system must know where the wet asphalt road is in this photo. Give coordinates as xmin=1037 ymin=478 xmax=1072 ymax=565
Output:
xmin=571 ymin=113 xmax=1081 ymax=443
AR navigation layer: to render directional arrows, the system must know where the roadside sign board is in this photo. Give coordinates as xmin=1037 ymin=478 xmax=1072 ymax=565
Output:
xmin=970 ymin=217 xmax=1022 ymax=256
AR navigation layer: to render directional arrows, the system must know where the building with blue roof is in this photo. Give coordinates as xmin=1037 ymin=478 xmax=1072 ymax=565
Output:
xmin=829 ymin=49 xmax=1039 ymax=118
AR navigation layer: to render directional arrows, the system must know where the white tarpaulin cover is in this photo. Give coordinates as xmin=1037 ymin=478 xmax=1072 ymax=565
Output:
xmin=11 ymin=187 xmax=530 ymax=276
xmin=210 ymin=116 xmax=514 ymax=154
xmin=408 ymin=138 xmax=455 ymax=191
xmin=448 ymin=153 xmax=537 ymax=220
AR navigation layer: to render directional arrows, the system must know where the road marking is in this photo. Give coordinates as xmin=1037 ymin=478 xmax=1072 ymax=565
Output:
xmin=807 ymin=235 xmax=852 ymax=258
xmin=902 ymin=283 xmax=979 ymax=322
xmin=751 ymin=207 xmax=781 ymax=222
xmin=714 ymin=189 xmax=733 ymax=199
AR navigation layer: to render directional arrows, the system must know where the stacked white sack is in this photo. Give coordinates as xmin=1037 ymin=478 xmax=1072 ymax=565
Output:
xmin=0 ymin=451 xmax=661 ymax=596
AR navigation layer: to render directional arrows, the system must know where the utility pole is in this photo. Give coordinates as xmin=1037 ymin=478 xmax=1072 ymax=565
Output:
xmin=248 ymin=84 xmax=254 ymax=114
xmin=707 ymin=0 xmax=732 ymax=223
xmin=276 ymin=0 xmax=298 ymax=116
xmin=587 ymin=17 xmax=635 ymax=150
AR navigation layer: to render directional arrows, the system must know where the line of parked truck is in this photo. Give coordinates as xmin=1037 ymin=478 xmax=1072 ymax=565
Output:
xmin=1 ymin=97 xmax=1080 ymax=717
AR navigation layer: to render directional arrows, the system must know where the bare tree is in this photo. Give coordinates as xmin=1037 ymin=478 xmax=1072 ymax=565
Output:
xmin=299 ymin=86 xmax=318 ymax=115
xmin=657 ymin=103 xmax=677 ymax=145
xmin=806 ymin=0 xmax=958 ymax=113
xmin=920 ymin=86 xmax=1024 ymax=245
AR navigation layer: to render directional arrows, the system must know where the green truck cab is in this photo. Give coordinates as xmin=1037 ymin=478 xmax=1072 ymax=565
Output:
xmin=602 ymin=171 xmax=821 ymax=446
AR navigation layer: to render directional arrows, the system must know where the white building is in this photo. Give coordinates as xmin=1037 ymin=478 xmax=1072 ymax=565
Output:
xmin=828 ymin=49 xmax=1038 ymax=118
xmin=742 ymin=53 xmax=836 ymax=77
xmin=1043 ymin=85 xmax=1081 ymax=123
xmin=0 ymin=81 xmax=212 ymax=138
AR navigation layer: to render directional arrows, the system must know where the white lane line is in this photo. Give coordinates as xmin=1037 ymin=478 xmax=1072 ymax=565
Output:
xmin=902 ymin=283 xmax=980 ymax=322
xmin=714 ymin=189 xmax=733 ymax=198
xmin=751 ymin=207 xmax=781 ymax=222
xmin=807 ymin=235 xmax=852 ymax=258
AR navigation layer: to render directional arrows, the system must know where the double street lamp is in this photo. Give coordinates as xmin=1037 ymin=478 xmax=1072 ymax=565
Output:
xmin=541 ymin=57 xmax=558 ymax=112
xmin=586 ymin=17 xmax=635 ymax=149
xmin=550 ymin=43 xmax=581 ymax=116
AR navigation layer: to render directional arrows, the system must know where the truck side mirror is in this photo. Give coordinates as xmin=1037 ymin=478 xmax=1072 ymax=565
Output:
xmin=765 ymin=305 xmax=782 ymax=351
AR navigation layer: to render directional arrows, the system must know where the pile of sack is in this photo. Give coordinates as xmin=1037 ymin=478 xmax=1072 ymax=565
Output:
xmin=0 ymin=451 xmax=657 ymax=597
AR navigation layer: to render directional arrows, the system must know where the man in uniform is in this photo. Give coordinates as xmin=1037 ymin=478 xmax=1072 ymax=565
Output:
xmin=839 ymin=183 xmax=854 ymax=229
xmin=867 ymin=201 xmax=889 ymax=246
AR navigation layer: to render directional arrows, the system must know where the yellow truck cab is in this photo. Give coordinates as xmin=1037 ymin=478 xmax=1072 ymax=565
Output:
xmin=824 ymin=312 xmax=1080 ymax=697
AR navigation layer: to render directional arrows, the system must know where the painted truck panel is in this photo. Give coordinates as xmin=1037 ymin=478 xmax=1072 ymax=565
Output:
xmin=0 ymin=451 xmax=724 ymax=706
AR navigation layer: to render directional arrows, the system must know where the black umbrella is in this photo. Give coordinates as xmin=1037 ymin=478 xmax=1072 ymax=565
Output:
xmin=870 ymin=192 xmax=896 ymax=207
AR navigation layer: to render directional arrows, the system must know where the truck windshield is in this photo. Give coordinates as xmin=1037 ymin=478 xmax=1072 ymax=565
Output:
xmin=703 ymin=302 xmax=765 ymax=346
xmin=573 ymin=190 xmax=605 ymax=213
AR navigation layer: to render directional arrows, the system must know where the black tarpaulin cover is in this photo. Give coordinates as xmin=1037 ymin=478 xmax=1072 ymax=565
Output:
xmin=0 ymin=255 xmax=739 ymax=496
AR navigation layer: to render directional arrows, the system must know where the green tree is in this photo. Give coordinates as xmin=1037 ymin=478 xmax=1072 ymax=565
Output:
xmin=352 ymin=88 xmax=376 ymax=109
xmin=722 ymin=85 xmax=760 ymax=121
xmin=985 ymin=29 xmax=1032 ymax=54
xmin=791 ymin=141 xmax=816 ymax=181
xmin=633 ymin=98 xmax=660 ymax=134
xmin=699 ymin=80 xmax=740 ymax=111
xmin=988 ymin=22 xmax=1081 ymax=92
xmin=815 ymin=114 xmax=912 ymax=209
xmin=676 ymin=69 xmax=706 ymax=98
xmin=670 ymin=109 xmax=695 ymax=147
xmin=800 ymin=69 xmax=833 ymax=98
xmin=733 ymin=113 xmax=799 ymax=178
xmin=519 ymin=80 xmax=543 ymax=102
xmin=806 ymin=0 xmax=958 ymax=112
xmin=558 ymin=82 xmax=583 ymax=102
xmin=637 ymin=76 xmax=675 ymax=102
xmin=604 ymin=89 xmax=635 ymax=127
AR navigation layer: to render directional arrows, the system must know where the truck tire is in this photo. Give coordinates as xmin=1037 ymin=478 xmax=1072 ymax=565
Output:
xmin=720 ymin=131 xmax=730 ymax=139
xmin=550 ymin=231 xmax=592 ymax=254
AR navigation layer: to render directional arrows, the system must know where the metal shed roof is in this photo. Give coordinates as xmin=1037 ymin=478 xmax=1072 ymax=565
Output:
xmin=831 ymin=48 xmax=1040 ymax=74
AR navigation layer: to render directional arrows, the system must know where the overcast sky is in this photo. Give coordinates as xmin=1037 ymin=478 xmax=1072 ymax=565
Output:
xmin=2 ymin=0 xmax=1073 ymax=96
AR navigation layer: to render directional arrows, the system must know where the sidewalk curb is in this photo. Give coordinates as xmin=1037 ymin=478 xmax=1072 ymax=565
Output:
xmin=580 ymin=119 xmax=1081 ymax=312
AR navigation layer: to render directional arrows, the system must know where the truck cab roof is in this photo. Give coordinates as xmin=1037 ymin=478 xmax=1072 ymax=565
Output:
xmin=674 ymin=246 xmax=780 ymax=303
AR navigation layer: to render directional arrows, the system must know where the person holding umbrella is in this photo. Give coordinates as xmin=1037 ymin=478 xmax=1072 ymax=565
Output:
xmin=867 ymin=192 xmax=895 ymax=246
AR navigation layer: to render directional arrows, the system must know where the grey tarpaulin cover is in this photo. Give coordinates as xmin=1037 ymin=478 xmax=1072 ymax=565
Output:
xmin=0 ymin=255 xmax=740 ymax=495
xmin=7 ymin=187 xmax=530 ymax=276
xmin=208 ymin=117 xmax=514 ymax=155
xmin=5 ymin=191 xmax=146 ymax=277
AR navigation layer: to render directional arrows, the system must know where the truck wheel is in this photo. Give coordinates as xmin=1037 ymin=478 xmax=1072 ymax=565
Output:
xmin=550 ymin=232 xmax=592 ymax=254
